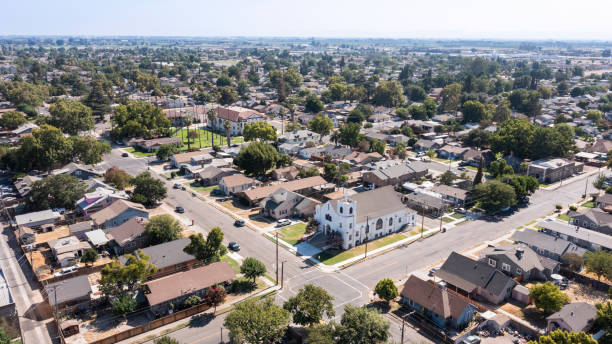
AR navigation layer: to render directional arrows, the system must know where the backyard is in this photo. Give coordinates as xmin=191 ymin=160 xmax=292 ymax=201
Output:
xmin=172 ymin=128 xmax=244 ymax=149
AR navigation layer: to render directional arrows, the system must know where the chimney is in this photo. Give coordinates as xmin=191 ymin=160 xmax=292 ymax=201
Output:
xmin=516 ymin=247 xmax=524 ymax=259
xmin=438 ymin=281 xmax=447 ymax=290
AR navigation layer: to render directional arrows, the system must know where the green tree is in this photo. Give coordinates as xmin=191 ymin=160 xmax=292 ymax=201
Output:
xmin=13 ymin=124 xmax=73 ymax=171
xmin=100 ymin=250 xmax=157 ymax=296
xmin=4 ymin=81 xmax=49 ymax=107
xmin=504 ymin=175 xmax=539 ymax=201
xmin=111 ymin=292 xmax=137 ymax=319
xmin=440 ymin=170 xmax=456 ymax=185
xmin=283 ymin=284 xmax=335 ymax=326
xmin=596 ymin=302 xmax=612 ymax=336
xmin=240 ymin=257 xmax=266 ymax=284
xmin=307 ymin=323 xmax=337 ymax=344
xmin=81 ymin=248 xmax=98 ymax=267
xmin=308 ymin=115 xmax=334 ymax=142
xmin=339 ymin=123 xmax=363 ymax=148
xmin=372 ymin=81 xmax=405 ymax=107
xmin=473 ymin=180 xmax=517 ymax=213
xmin=104 ymin=166 xmax=132 ymax=190
xmin=425 ymin=149 xmax=436 ymax=160
xmin=183 ymin=227 xmax=227 ymax=265
xmin=561 ymin=252 xmax=584 ymax=272
xmin=84 ymin=78 xmax=112 ymax=118
xmin=489 ymin=159 xmax=514 ymax=178
xmin=224 ymin=120 xmax=232 ymax=147
xmin=337 ymin=305 xmax=390 ymax=344
xmin=463 ymin=129 xmax=491 ymax=148
xmin=182 ymin=295 xmax=202 ymax=308
xmin=156 ymin=144 xmax=179 ymax=161
xmin=473 ymin=157 xmax=484 ymax=185
xmin=217 ymin=85 xmax=238 ymax=105
xmin=0 ymin=110 xmax=27 ymax=129
xmin=0 ymin=327 xmax=10 ymax=344
xmin=144 ymin=215 xmax=182 ymax=245
xmin=493 ymin=100 xmax=512 ymax=123
xmin=395 ymin=142 xmax=407 ymax=160
xmin=370 ymin=139 xmax=386 ymax=155
xmin=440 ymin=83 xmax=462 ymax=112
xmin=374 ymin=278 xmax=398 ymax=303
xmin=527 ymin=330 xmax=596 ymax=344
xmin=305 ymin=94 xmax=324 ymax=113
xmin=27 ymin=174 xmax=87 ymax=210
xmin=205 ymin=285 xmax=227 ymax=313
xmin=111 ymin=101 xmax=171 ymax=140
xmin=529 ymin=282 xmax=570 ymax=313
xmin=70 ymin=136 xmax=111 ymax=165
xmin=594 ymin=173 xmax=607 ymax=190
xmin=584 ymin=250 xmax=612 ymax=281
xmin=233 ymin=142 xmax=279 ymax=176
xmin=461 ymin=100 xmax=487 ymax=123
xmin=49 ymin=99 xmax=94 ymax=135
xmin=130 ymin=172 xmax=167 ymax=206
xmin=224 ymin=297 xmax=290 ymax=344
xmin=243 ymin=122 xmax=277 ymax=142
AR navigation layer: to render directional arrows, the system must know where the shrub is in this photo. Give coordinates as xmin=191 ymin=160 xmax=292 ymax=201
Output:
xmin=182 ymin=295 xmax=202 ymax=308
xmin=569 ymin=205 xmax=577 ymax=211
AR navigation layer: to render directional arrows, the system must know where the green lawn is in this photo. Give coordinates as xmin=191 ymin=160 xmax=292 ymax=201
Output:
xmin=221 ymin=255 xmax=241 ymax=274
xmin=172 ymin=128 xmax=244 ymax=149
xmin=187 ymin=182 xmax=218 ymax=195
xmin=442 ymin=217 xmax=454 ymax=223
xmin=583 ymin=201 xmax=595 ymax=208
xmin=276 ymin=223 xmax=307 ymax=246
xmin=558 ymin=214 xmax=570 ymax=221
xmin=125 ymin=147 xmax=155 ymax=157
xmin=450 ymin=213 xmax=465 ymax=220
xmin=315 ymin=233 xmax=406 ymax=266
xmin=407 ymin=227 xmax=426 ymax=236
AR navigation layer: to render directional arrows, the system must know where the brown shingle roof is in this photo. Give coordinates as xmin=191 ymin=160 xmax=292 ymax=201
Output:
xmin=90 ymin=200 xmax=148 ymax=225
xmin=400 ymin=275 xmax=471 ymax=319
xmin=106 ymin=217 xmax=147 ymax=245
xmin=241 ymin=176 xmax=327 ymax=202
xmin=144 ymin=261 xmax=235 ymax=306
xmin=216 ymin=106 xmax=265 ymax=122
xmin=220 ymin=174 xmax=257 ymax=188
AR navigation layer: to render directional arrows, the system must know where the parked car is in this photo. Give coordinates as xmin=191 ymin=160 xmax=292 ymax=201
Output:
xmin=462 ymin=336 xmax=481 ymax=344
xmin=181 ymin=186 xmax=186 ymax=191
xmin=276 ymin=219 xmax=291 ymax=227
xmin=54 ymin=264 xmax=79 ymax=277
xmin=458 ymin=166 xmax=467 ymax=171
xmin=121 ymin=152 xmax=129 ymax=157
xmin=175 ymin=206 xmax=185 ymax=213
xmin=234 ymin=219 xmax=246 ymax=227
xmin=228 ymin=242 xmax=240 ymax=251
xmin=428 ymin=267 xmax=439 ymax=276
xmin=173 ymin=183 xmax=181 ymax=189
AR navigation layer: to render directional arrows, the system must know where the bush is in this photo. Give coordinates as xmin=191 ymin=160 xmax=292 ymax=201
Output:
xmin=555 ymin=204 xmax=562 ymax=210
xmin=569 ymin=205 xmax=577 ymax=211
xmin=182 ymin=295 xmax=202 ymax=308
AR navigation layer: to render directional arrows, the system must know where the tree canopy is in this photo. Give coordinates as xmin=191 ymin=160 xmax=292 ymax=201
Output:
xmin=529 ymin=282 xmax=570 ymax=314
xmin=308 ymin=115 xmax=334 ymax=140
xmin=183 ymin=227 xmax=227 ymax=265
xmin=111 ymin=100 xmax=171 ymax=140
xmin=283 ymin=284 xmax=335 ymax=326
xmin=527 ymin=330 xmax=596 ymax=344
xmin=473 ymin=180 xmax=517 ymax=213
xmin=240 ymin=257 xmax=266 ymax=284
xmin=0 ymin=111 xmax=27 ymax=129
xmin=224 ymin=297 xmax=291 ymax=344
xmin=374 ymin=278 xmax=398 ymax=303
xmin=243 ymin=121 xmax=277 ymax=142
xmin=130 ymin=172 xmax=167 ymax=206
xmin=144 ymin=215 xmax=182 ymax=245
xmin=27 ymin=174 xmax=87 ymax=210
xmin=233 ymin=141 xmax=279 ymax=176
xmin=49 ymin=99 xmax=94 ymax=135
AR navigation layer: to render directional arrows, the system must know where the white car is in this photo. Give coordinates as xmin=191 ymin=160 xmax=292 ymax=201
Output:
xmin=276 ymin=219 xmax=291 ymax=227
xmin=54 ymin=264 xmax=80 ymax=277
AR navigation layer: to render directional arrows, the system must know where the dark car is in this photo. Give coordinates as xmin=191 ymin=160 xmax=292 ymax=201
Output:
xmin=234 ymin=219 xmax=246 ymax=227
xmin=121 ymin=152 xmax=129 ymax=157
xmin=228 ymin=242 xmax=240 ymax=251
xmin=175 ymin=206 xmax=185 ymax=213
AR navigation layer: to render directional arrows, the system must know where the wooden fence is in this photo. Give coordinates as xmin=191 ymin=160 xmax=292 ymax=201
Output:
xmin=559 ymin=268 xmax=611 ymax=292
xmin=89 ymin=302 xmax=211 ymax=344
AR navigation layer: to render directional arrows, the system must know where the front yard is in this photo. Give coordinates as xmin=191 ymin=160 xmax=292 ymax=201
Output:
xmin=125 ymin=147 xmax=155 ymax=157
xmin=186 ymin=182 xmax=218 ymax=195
xmin=274 ymin=223 xmax=308 ymax=245
xmin=315 ymin=233 xmax=407 ymax=266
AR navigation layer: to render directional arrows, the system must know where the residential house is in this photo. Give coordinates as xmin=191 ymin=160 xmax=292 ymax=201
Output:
xmin=15 ymin=210 xmax=61 ymax=231
xmin=537 ymin=220 xmax=612 ymax=251
xmin=362 ymin=161 xmax=428 ymax=187
xmin=343 ymin=151 xmax=383 ymax=166
xmin=90 ymin=199 xmax=149 ymax=229
xmin=480 ymin=244 xmax=559 ymax=282
xmin=546 ymin=302 xmax=597 ymax=333
xmin=400 ymin=275 xmax=476 ymax=330
xmin=239 ymin=176 xmax=330 ymax=206
xmin=197 ymin=166 xmax=238 ymax=186
xmin=278 ymin=130 xmax=321 ymax=145
xmin=48 ymin=236 xmax=92 ymax=267
xmin=278 ymin=142 xmax=302 ymax=154
xmin=437 ymin=145 xmax=469 ymax=160
xmin=527 ymin=158 xmax=583 ymax=184
xmin=170 ymin=150 xmax=214 ymax=169
xmin=271 ymin=166 xmax=300 ymax=181
xmin=15 ymin=226 xmax=35 ymax=245
xmin=68 ymin=222 xmax=93 ymax=239
xmin=12 ymin=122 xmax=38 ymax=137
xmin=144 ymin=261 xmax=235 ymax=315
xmin=13 ymin=175 xmax=41 ymax=198
xmin=260 ymin=188 xmax=320 ymax=220
xmin=299 ymin=145 xmax=352 ymax=160
xmin=435 ymin=252 xmax=517 ymax=305
xmin=512 ymin=230 xmax=587 ymax=261
xmin=462 ymin=149 xmax=495 ymax=167
xmin=414 ymin=138 xmax=443 ymax=152
xmin=131 ymin=137 xmax=182 ymax=152
xmin=587 ymin=139 xmax=612 ymax=154
xmin=569 ymin=208 xmax=612 ymax=235
xmin=106 ymin=217 xmax=147 ymax=255
xmin=76 ymin=187 xmax=129 ymax=217
xmin=430 ymin=184 xmax=471 ymax=207
xmin=119 ymin=238 xmax=200 ymax=280
xmin=402 ymin=191 xmax=447 ymax=217
xmin=218 ymin=174 xmax=260 ymax=196
xmin=595 ymin=193 xmax=612 ymax=210
xmin=85 ymin=229 xmax=109 ymax=248
xmin=45 ymin=275 xmax=92 ymax=312
xmin=53 ymin=163 xmax=102 ymax=180
xmin=314 ymin=186 xmax=417 ymax=250
xmin=213 ymin=106 xmax=267 ymax=136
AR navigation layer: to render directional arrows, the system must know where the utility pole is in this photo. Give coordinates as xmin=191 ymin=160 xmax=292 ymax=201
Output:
xmin=365 ymin=216 xmax=369 ymax=258
xmin=421 ymin=210 xmax=425 ymax=239
xmin=281 ymin=261 xmax=285 ymax=289
xmin=400 ymin=315 xmax=405 ymax=343
xmin=220 ymin=327 xmax=223 ymax=344
xmin=584 ymin=176 xmax=589 ymax=198
xmin=275 ymin=232 xmax=279 ymax=285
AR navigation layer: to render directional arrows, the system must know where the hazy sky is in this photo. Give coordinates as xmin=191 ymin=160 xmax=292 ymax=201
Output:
xmin=3 ymin=0 xmax=612 ymax=40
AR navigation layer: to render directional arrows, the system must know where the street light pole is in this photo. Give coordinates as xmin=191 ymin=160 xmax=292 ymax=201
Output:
xmin=275 ymin=233 xmax=279 ymax=285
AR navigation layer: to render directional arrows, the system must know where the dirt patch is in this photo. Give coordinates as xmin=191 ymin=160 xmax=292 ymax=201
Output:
xmin=565 ymin=282 xmax=608 ymax=303
xmin=500 ymin=302 xmax=547 ymax=329
xmin=35 ymin=227 xmax=70 ymax=245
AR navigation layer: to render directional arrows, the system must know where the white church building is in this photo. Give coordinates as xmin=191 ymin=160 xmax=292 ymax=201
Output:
xmin=314 ymin=186 xmax=417 ymax=250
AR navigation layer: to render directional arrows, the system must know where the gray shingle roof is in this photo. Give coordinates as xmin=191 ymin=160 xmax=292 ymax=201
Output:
xmin=547 ymin=302 xmax=596 ymax=332
xmin=537 ymin=220 xmax=612 ymax=250
xmin=45 ymin=275 xmax=91 ymax=306
xmin=512 ymin=230 xmax=587 ymax=257
xmin=119 ymin=238 xmax=194 ymax=270
xmin=329 ymin=185 xmax=410 ymax=224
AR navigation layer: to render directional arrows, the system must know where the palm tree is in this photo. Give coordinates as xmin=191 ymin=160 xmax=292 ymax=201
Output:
xmin=224 ymin=120 xmax=232 ymax=147
xmin=207 ymin=108 xmax=217 ymax=148
xmin=331 ymin=130 xmax=340 ymax=146
xmin=184 ymin=116 xmax=192 ymax=150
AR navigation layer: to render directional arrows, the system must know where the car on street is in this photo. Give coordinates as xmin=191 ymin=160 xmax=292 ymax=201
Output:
xmin=175 ymin=206 xmax=185 ymax=213
xmin=228 ymin=242 xmax=240 ymax=251
xmin=181 ymin=186 xmax=186 ymax=191
xmin=173 ymin=183 xmax=181 ymax=189
xmin=121 ymin=152 xmax=129 ymax=157
xmin=276 ymin=219 xmax=291 ymax=227
xmin=234 ymin=219 xmax=246 ymax=227
xmin=458 ymin=166 xmax=467 ymax=171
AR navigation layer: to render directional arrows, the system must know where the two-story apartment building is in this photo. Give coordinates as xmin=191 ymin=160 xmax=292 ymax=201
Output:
xmin=213 ymin=106 xmax=267 ymax=136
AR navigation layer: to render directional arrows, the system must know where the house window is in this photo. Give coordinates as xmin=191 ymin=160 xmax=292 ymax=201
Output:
xmin=502 ymin=263 xmax=511 ymax=272
xmin=516 ymin=268 xmax=522 ymax=274
xmin=376 ymin=219 xmax=383 ymax=230
xmin=325 ymin=214 xmax=332 ymax=221
xmin=389 ymin=218 xmax=393 ymax=226
xmin=340 ymin=207 xmax=343 ymax=214
xmin=349 ymin=224 xmax=352 ymax=229
xmin=487 ymin=259 xmax=496 ymax=267
xmin=349 ymin=207 xmax=353 ymax=214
